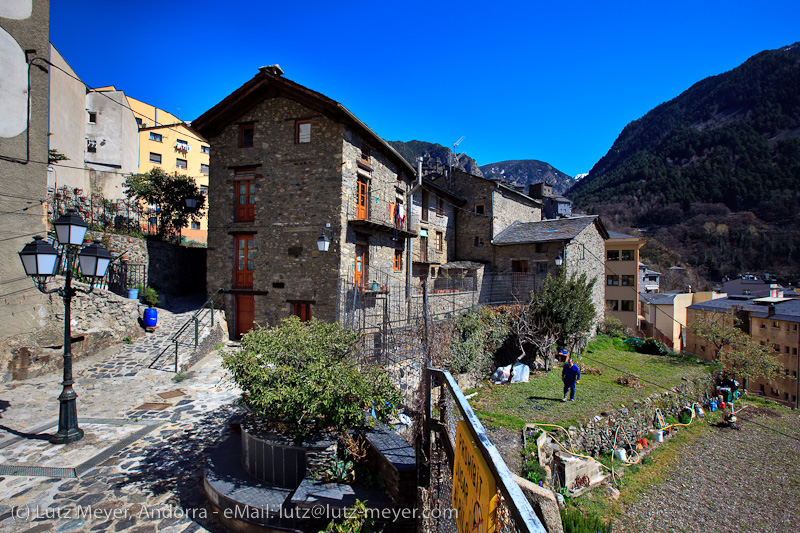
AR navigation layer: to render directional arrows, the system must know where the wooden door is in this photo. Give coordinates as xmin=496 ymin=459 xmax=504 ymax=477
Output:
xmin=235 ymin=295 xmax=255 ymax=338
xmin=234 ymin=235 xmax=254 ymax=289
xmin=356 ymin=178 xmax=369 ymax=220
xmin=235 ymin=180 xmax=255 ymax=222
xmin=355 ymin=243 xmax=368 ymax=289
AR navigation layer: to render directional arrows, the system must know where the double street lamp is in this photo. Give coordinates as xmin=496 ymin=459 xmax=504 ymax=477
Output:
xmin=18 ymin=209 xmax=111 ymax=444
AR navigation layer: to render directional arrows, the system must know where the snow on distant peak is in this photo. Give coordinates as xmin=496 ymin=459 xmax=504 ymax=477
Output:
xmin=574 ymin=173 xmax=589 ymax=181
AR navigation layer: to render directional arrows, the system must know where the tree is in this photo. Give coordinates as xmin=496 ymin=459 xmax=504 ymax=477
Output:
xmin=689 ymin=315 xmax=781 ymax=385
xmin=123 ymin=168 xmax=205 ymax=239
xmin=515 ymin=270 xmax=597 ymax=369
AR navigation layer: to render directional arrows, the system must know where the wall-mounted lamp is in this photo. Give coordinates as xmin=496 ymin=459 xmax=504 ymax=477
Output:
xmin=555 ymin=253 xmax=563 ymax=266
xmin=317 ymin=224 xmax=333 ymax=252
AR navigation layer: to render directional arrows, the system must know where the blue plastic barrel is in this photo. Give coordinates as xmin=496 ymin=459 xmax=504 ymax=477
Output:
xmin=127 ymin=288 xmax=139 ymax=299
xmin=143 ymin=308 xmax=158 ymax=328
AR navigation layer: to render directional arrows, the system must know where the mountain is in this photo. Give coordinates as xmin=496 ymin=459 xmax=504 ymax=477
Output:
xmin=571 ymin=42 xmax=800 ymax=210
xmin=479 ymin=160 xmax=576 ymax=196
xmin=387 ymin=140 xmax=483 ymax=177
xmin=568 ymin=43 xmax=800 ymax=283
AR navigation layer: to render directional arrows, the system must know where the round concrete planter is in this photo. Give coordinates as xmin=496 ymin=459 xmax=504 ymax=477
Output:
xmin=240 ymin=415 xmax=338 ymax=489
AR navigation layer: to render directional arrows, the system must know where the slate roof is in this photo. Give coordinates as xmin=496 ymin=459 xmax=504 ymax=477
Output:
xmin=492 ymin=216 xmax=608 ymax=245
xmin=721 ymin=279 xmax=785 ymax=298
xmin=687 ymin=297 xmax=763 ymax=314
xmin=749 ymin=298 xmax=800 ymax=322
xmin=439 ymin=261 xmax=484 ymax=270
xmin=608 ymin=230 xmax=638 ymax=239
xmin=640 ymin=293 xmax=679 ymax=305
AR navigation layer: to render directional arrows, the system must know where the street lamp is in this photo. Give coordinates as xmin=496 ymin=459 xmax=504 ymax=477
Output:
xmin=18 ymin=209 xmax=112 ymax=444
xmin=317 ymin=225 xmax=333 ymax=252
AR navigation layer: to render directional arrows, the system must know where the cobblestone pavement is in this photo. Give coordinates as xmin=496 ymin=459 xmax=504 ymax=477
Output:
xmin=0 ymin=297 xmax=244 ymax=533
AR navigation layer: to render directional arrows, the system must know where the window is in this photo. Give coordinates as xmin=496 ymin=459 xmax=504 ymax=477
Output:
xmin=235 ymin=168 xmax=256 ymax=222
xmin=607 ymin=275 xmax=619 ymax=286
xmin=87 ymin=139 xmax=97 ymax=153
xmin=773 ymin=321 xmax=780 ymax=328
xmin=701 ymin=345 xmax=706 ymax=352
xmin=190 ymin=221 xmax=200 ymax=230
xmin=176 ymin=158 xmax=187 ymax=169
xmin=793 ymin=348 xmax=797 ymax=355
xmin=360 ymin=145 xmax=371 ymax=166
xmin=435 ymin=196 xmax=444 ymax=216
xmin=621 ymin=300 xmax=635 ymax=312
xmin=296 ymin=119 xmax=311 ymax=143
xmin=621 ymin=275 xmax=634 ymax=286
xmin=234 ymin=235 xmax=255 ymax=289
xmin=786 ymin=346 xmax=790 ymax=354
xmin=354 ymin=240 xmax=368 ymax=288
xmin=176 ymin=139 xmax=189 ymax=151
xmin=435 ymin=231 xmax=443 ymax=252
xmin=773 ymin=343 xmax=780 ymax=351
xmin=200 ymin=185 xmax=209 ymax=196
xmin=356 ymin=177 xmax=369 ymax=220
xmin=136 ymin=117 xmax=143 ymax=128
xmin=607 ymin=250 xmax=620 ymax=261
xmin=239 ymin=122 xmax=254 ymax=148
xmin=475 ymin=204 xmax=485 ymax=215
xmin=606 ymin=300 xmax=619 ymax=311
xmin=621 ymin=249 xmax=634 ymax=261
xmin=149 ymin=152 xmax=161 ymax=164
xmin=474 ymin=236 xmax=484 ymax=247
xmin=537 ymin=262 xmax=548 ymax=275
xmin=394 ymin=249 xmax=403 ymax=271
xmin=421 ymin=190 xmax=429 ymax=222
xmin=200 ymin=163 xmax=209 ymax=174
xmin=760 ymin=322 xmax=767 ymax=329
xmin=291 ymin=302 xmax=312 ymax=322
xmin=201 ymin=145 xmax=210 ymax=154
xmin=150 ymin=132 xmax=162 ymax=142
xmin=419 ymin=235 xmax=428 ymax=262
xmin=512 ymin=260 xmax=527 ymax=273
xmin=88 ymin=111 xmax=97 ymax=124
xmin=794 ymin=324 xmax=798 ymax=331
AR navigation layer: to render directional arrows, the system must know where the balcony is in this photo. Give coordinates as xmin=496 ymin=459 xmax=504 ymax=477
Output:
xmin=348 ymin=198 xmax=417 ymax=239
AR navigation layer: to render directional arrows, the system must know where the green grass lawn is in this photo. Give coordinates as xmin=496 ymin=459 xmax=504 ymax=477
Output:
xmin=469 ymin=335 xmax=714 ymax=430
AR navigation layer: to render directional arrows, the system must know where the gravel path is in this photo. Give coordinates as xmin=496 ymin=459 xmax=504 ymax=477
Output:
xmin=615 ymin=407 xmax=800 ymax=533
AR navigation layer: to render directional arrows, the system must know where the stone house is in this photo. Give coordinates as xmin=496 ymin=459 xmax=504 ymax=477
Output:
xmin=491 ymin=216 xmax=608 ymax=325
xmin=685 ymin=296 xmax=800 ymax=408
xmin=192 ymin=66 xmax=417 ymax=337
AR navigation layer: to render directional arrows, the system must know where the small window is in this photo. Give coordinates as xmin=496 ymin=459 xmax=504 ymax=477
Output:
xmin=773 ymin=321 xmax=779 ymax=328
xmin=360 ymin=145 xmax=371 ymax=165
xmin=537 ymin=262 xmax=548 ymax=275
xmin=176 ymin=158 xmax=187 ymax=169
xmin=607 ymin=275 xmax=619 ymax=286
xmin=607 ymin=250 xmax=620 ymax=261
xmin=606 ymin=300 xmax=619 ymax=311
xmin=394 ymin=249 xmax=403 ymax=271
xmin=190 ymin=221 xmax=200 ymax=230
xmin=200 ymin=185 xmax=208 ymax=196
xmin=201 ymin=145 xmax=210 ymax=154
xmin=512 ymin=260 xmax=527 ymax=273
xmin=785 ymin=346 xmax=790 ymax=354
xmin=475 ymin=204 xmax=485 ymax=215
xmin=621 ymin=300 xmax=635 ymax=312
xmin=291 ymin=302 xmax=312 ymax=322
xmin=136 ymin=117 xmax=143 ymax=128
xmin=794 ymin=324 xmax=798 ymax=331
xmin=149 ymin=152 xmax=161 ymax=164
xmin=149 ymin=132 xmax=162 ymax=142
xmin=621 ymin=275 xmax=634 ymax=286
xmin=793 ymin=347 xmax=797 ymax=355
xmin=435 ymin=231 xmax=443 ymax=252
xmin=701 ymin=345 xmax=706 ymax=352
xmin=88 ymin=111 xmax=97 ymax=124
xmin=200 ymin=163 xmax=209 ymax=174
xmin=474 ymin=236 xmax=484 ymax=247
xmin=621 ymin=249 xmax=634 ymax=261
xmin=296 ymin=119 xmax=311 ymax=143
xmin=176 ymin=139 xmax=189 ymax=151
xmin=773 ymin=343 xmax=780 ymax=351
xmin=760 ymin=323 xmax=767 ymax=329
xmin=87 ymin=139 xmax=97 ymax=153
xmin=435 ymin=196 xmax=444 ymax=216
xmin=239 ymin=123 xmax=254 ymax=148
xmin=421 ymin=190 xmax=429 ymax=222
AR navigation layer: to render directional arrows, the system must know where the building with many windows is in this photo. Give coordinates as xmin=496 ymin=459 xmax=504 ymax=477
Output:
xmin=604 ymin=231 xmax=644 ymax=333
xmin=193 ymin=66 xmax=417 ymax=337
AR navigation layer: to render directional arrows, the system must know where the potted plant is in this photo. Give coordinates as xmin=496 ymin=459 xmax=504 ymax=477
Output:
xmin=141 ymin=286 xmax=160 ymax=329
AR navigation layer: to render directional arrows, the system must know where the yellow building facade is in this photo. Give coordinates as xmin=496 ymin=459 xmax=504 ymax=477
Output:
xmin=126 ymin=95 xmax=210 ymax=243
xmin=604 ymin=232 xmax=644 ymax=333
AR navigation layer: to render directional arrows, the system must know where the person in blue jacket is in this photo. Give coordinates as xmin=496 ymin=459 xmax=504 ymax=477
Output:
xmin=562 ymin=356 xmax=581 ymax=401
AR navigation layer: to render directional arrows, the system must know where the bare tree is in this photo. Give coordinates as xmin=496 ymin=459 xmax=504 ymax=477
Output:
xmin=513 ymin=293 xmax=559 ymax=371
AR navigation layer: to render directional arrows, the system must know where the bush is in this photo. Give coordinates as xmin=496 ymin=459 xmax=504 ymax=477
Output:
xmin=446 ymin=306 xmax=512 ymax=376
xmin=522 ymin=442 xmax=547 ymax=485
xmin=639 ymin=337 xmax=671 ymax=356
xmin=136 ymin=284 xmax=160 ymax=307
xmin=599 ymin=316 xmax=625 ymax=337
xmin=560 ymin=506 xmax=612 ymax=533
xmin=223 ymin=317 xmax=401 ymax=431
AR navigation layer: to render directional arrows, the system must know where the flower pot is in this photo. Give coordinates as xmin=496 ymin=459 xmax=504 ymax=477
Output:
xmin=143 ymin=307 xmax=158 ymax=328
xmin=127 ymin=288 xmax=139 ymax=299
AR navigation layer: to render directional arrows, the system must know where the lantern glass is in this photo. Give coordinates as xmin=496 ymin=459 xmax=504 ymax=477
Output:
xmin=555 ymin=255 xmax=563 ymax=266
xmin=317 ymin=233 xmax=330 ymax=252
xmin=54 ymin=209 xmax=88 ymax=246
xmin=78 ymin=241 xmax=112 ymax=278
xmin=19 ymin=236 xmax=58 ymax=277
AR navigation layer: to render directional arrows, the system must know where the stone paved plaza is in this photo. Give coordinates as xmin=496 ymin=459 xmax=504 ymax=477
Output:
xmin=0 ymin=298 xmax=243 ymax=533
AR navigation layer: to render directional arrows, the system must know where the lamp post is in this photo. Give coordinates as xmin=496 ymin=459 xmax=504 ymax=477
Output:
xmin=317 ymin=225 xmax=333 ymax=252
xmin=18 ymin=209 xmax=111 ymax=444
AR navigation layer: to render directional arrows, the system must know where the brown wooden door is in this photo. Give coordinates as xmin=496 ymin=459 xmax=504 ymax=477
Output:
xmin=235 ymin=294 xmax=255 ymax=338
xmin=235 ymin=180 xmax=255 ymax=222
xmin=354 ymin=243 xmax=368 ymax=289
xmin=234 ymin=235 xmax=254 ymax=289
xmin=356 ymin=178 xmax=369 ymax=220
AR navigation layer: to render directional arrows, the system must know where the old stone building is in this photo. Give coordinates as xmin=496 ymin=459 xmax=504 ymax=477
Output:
xmin=492 ymin=216 xmax=608 ymax=325
xmin=192 ymin=66 xmax=417 ymax=337
xmin=410 ymin=179 xmax=465 ymax=284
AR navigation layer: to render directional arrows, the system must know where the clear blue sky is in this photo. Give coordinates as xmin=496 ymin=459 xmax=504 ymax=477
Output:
xmin=50 ymin=1 xmax=800 ymax=177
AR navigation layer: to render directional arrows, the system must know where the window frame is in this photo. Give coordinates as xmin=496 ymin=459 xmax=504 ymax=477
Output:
xmin=607 ymin=275 xmax=620 ymax=286
xmin=201 ymin=145 xmax=210 ymax=154
xmin=239 ymin=122 xmax=254 ymax=148
xmin=394 ymin=249 xmax=403 ymax=272
xmin=88 ymin=111 xmax=97 ymax=124
xmin=176 ymin=158 xmax=188 ymax=170
xmin=295 ymin=119 xmax=312 ymax=144
xmin=435 ymin=196 xmax=444 ymax=216
xmin=621 ymin=274 xmax=634 ymax=286
xmin=621 ymin=300 xmax=635 ymax=312
xmin=475 ymin=204 xmax=485 ymax=215
xmin=149 ymin=152 xmax=161 ymax=164
xmin=607 ymin=250 xmax=620 ymax=261
xmin=200 ymin=163 xmax=209 ymax=174
xmin=606 ymin=299 xmax=619 ymax=311
xmin=621 ymin=249 xmax=635 ymax=261
xmin=234 ymin=168 xmax=257 ymax=223
xmin=435 ymin=231 xmax=443 ymax=252
xmin=149 ymin=132 xmax=162 ymax=142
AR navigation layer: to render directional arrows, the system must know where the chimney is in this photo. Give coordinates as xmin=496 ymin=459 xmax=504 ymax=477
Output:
xmin=768 ymin=304 xmax=776 ymax=317
xmin=259 ymin=64 xmax=284 ymax=76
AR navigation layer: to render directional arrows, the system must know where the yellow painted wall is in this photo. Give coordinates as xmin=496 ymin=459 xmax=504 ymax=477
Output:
xmin=126 ymin=96 xmax=209 ymax=242
xmin=605 ymin=235 xmax=644 ymax=332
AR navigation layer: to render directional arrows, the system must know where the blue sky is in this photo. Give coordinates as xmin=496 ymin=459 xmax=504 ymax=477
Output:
xmin=50 ymin=1 xmax=800 ymax=177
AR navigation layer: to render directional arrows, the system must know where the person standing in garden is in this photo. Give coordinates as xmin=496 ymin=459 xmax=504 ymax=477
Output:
xmin=562 ymin=356 xmax=581 ymax=401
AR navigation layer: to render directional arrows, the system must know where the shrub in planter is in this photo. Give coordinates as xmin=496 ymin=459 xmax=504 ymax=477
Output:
xmin=223 ymin=317 xmax=401 ymax=431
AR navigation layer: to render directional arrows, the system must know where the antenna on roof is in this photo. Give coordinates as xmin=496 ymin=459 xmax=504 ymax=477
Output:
xmin=259 ymin=64 xmax=284 ymax=76
xmin=449 ymin=136 xmax=465 ymax=187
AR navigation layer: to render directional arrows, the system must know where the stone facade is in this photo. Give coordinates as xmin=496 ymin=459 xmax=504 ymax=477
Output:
xmin=194 ymin=72 xmax=416 ymax=337
xmin=410 ymin=183 xmax=458 ymax=278
xmin=564 ymin=224 xmax=607 ymax=330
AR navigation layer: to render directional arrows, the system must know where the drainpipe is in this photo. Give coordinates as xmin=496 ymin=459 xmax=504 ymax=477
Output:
xmin=406 ymin=157 xmax=423 ymax=300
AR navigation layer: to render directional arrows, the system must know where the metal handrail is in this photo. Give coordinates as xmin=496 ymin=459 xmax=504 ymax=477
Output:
xmin=149 ymin=288 xmax=225 ymax=371
xmin=427 ymin=367 xmax=547 ymax=533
